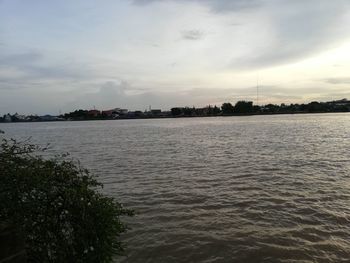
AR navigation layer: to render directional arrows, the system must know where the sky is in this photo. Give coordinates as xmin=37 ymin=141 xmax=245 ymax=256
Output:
xmin=1 ymin=0 xmax=350 ymax=115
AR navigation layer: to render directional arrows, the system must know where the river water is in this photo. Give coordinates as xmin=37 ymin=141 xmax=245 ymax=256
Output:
xmin=1 ymin=113 xmax=350 ymax=262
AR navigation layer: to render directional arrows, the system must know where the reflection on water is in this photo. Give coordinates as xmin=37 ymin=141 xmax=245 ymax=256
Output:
xmin=1 ymin=113 xmax=350 ymax=262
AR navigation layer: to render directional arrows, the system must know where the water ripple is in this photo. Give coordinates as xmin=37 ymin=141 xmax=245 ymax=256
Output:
xmin=1 ymin=113 xmax=350 ymax=262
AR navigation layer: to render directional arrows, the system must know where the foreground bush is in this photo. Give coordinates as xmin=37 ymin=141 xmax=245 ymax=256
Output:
xmin=0 ymin=138 xmax=133 ymax=262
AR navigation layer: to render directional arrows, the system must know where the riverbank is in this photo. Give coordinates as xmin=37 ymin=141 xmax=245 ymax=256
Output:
xmin=1 ymin=110 xmax=350 ymax=124
xmin=2 ymin=99 xmax=350 ymax=123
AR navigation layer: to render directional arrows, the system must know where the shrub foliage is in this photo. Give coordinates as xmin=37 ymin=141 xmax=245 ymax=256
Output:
xmin=0 ymin=138 xmax=133 ymax=262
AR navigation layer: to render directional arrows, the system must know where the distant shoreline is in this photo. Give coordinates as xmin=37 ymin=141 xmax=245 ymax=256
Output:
xmin=1 ymin=111 xmax=349 ymax=124
xmin=2 ymin=99 xmax=350 ymax=123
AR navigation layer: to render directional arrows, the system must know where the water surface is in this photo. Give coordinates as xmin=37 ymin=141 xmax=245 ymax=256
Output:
xmin=1 ymin=113 xmax=350 ymax=262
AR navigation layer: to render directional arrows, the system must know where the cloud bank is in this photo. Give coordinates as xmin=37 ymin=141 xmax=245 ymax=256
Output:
xmin=0 ymin=0 xmax=350 ymax=114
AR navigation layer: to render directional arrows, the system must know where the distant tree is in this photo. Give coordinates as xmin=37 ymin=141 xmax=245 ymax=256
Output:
xmin=221 ymin=103 xmax=234 ymax=115
xmin=64 ymin=110 xmax=90 ymax=120
xmin=206 ymin=105 xmax=213 ymax=116
xmin=299 ymin=104 xmax=307 ymax=112
xmin=171 ymin=107 xmax=183 ymax=116
xmin=27 ymin=115 xmax=41 ymax=122
xmin=234 ymin=101 xmax=253 ymax=113
xmin=264 ymin=104 xmax=279 ymax=113
xmin=334 ymin=105 xmax=350 ymax=112
xmin=183 ymin=107 xmax=193 ymax=116
xmin=134 ymin=111 xmax=144 ymax=117
xmin=213 ymin=105 xmax=221 ymax=115
xmin=11 ymin=113 xmax=19 ymax=122
xmin=288 ymin=104 xmax=296 ymax=112
xmin=253 ymin=105 xmax=261 ymax=113
xmin=307 ymin=101 xmax=325 ymax=112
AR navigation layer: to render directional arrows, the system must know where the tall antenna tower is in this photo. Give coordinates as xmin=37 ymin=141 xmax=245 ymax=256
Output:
xmin=256 ymin=73 xmax=259 ymax=106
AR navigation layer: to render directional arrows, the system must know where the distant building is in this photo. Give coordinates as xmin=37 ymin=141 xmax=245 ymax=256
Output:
xmin=102 ymin=108 xmax=128 ymax=118
xmin=26 ymin=115 xmax=40 ymax=122
xmin=13 ymin=113 xmax=26 ymax=121
xmin=134 ymin=110 xmax=143 ymax=116
xmin=326 ymin=98 xmax=350 ymax=111
xmin=162 ymin=111 xmax=172 ymax=117
xmin=39 ymin=115 xmax=58 ymax=121
xmin=4 ymin=114 xmax=12 ymax=122
xmin=328 ymin=98 xmax=350 ymax=106
xmin=101 ymin=109 xmax=114 ymax=117
xmin=119 ymin=109 xmax=128 ymax=115
xmin=127 ymin=111 xmax=144 ymax=118
xmin=151 ymin=109 xmax=162 ymax=115
xmin=88 ymin=109 xmax=101 ymax=117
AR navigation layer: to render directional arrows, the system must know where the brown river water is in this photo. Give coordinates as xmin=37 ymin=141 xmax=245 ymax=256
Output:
xmin=1 ymin=113 xmax=350 ymax=262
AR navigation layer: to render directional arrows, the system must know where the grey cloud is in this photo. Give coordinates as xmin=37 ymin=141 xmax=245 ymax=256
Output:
xmin=0 ymin=78 xmax=42 ymax=90
xmin=261 ymin=94 xmax=302 ymax=101
xmin=252 ymin=85 xmax=350 ymax=103
xmin=186 ymin=88 xmax=234 ymax=96
xmin=0 ymin=87 xmax=71 ymax=115
xmin=202 ymin=0 xmax=261 ymax=13
xmin=25 ymin=65 xmax=91 ymax=80
xmin=132 ymin=0 xmax=261 ymax=12
xmin=181 ymin=30 xmax=204 ymax=40
xmin=2 ymin=79 xmax=349 ymax=115
xmin=230 ymin=86 xmax=303 ymax=101
xmin=323 ymin=77 xmax=350 ymax=85
xmin=231 ymin=0 xmax=350 ymax=69
xmin=67 ymin=81 xmax=193 ymax=111
xmin=187 ymin=87 xmax=305 ymax=104
xmin=132 ymin=0 xmax=157 ymax=5
xmin=0 ymin=51 xmax=98 ymax=90
xmin=133 ymin=0 xmax=350 ymax=69
xmin=231 ymin=47 xmax=315 ymax=70
xmin=217 ymin=85 xmax=350 ymax=103
xmin=0 ymin=51 xmax=43 ymax=65
xmin=245 ymin=85 xmax=342 ymax=96
xmin=313 ymin=91 xmax=350 ymax=102
xmin=166 ymin=85 xmax=343 ymax=105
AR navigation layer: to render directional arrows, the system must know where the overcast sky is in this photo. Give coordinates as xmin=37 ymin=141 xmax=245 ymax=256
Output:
xmin=1 ymin=0 xmax=350 ymax=115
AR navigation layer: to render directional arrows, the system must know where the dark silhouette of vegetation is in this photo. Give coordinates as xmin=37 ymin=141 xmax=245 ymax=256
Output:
xmin=61 ymin=108 xmax=167 ymax=121
xmin=234 ymin=101 xmax=253 ymax=114
xmin=0 ymin=137 xmax=133 ymax=262
xmin=208 ymin=105 xmax=221 ymax=116
xmin=221 ymin=103 xmax=234 ymax=115
xmin=171 ymin=107 xmax=183 ymax=116
xmin=1 ymin=99 xmax=350 ymax=122
xmin=171 ymin=105 xmax=223 ymax=117
xmin=169 ymin=99 xmax=350 ymax=117
xmin=64 ymin=109 xmax=94 ymax=120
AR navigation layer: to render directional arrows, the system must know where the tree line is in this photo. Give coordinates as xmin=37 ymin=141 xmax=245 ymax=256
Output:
xmin=170 ymin=99 xmax=350 ymax=117
xmin=1 ymin=99 xmax=350 ymax=122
